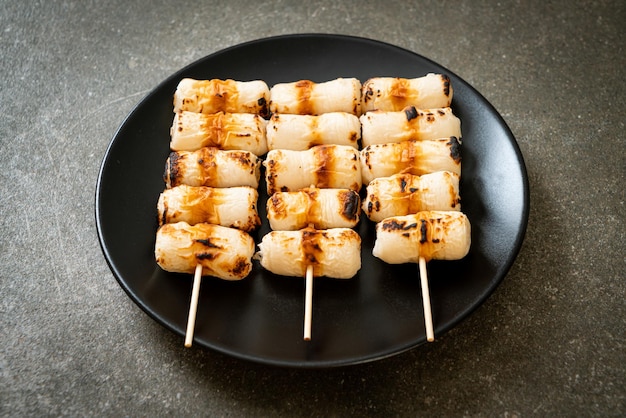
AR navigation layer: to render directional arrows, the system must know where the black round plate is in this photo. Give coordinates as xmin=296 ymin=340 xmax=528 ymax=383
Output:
xmin=95 ymin=34 xmax=529 ymax=368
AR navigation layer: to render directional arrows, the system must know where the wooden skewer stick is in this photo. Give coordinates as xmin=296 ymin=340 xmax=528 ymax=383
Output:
xmin=184 ymin=264 xmax=203 ymax=347
xmin=418 ymin=257 xmax=435 ymax=342
xmin=303 ymin=195 xmax=317 ymax=341
xmin=304 ymin=264 xmax=314 ymax=341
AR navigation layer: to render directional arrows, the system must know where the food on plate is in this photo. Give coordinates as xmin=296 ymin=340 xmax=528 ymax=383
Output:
xmin=266 ymin=112 xmax=360 ymax=151
xmin=269 ymin=78 xmax=362 ymax=115
xmin=255 ymin=227 xmax=361 ymax=279
xmin=170 ymin=111 xmax=268 ymax=155
xmin=372 ymin=211 xmax=471 ymax=264
xmin=264 ymin=144 xmax=362 ymax=195
xmin=155 ymin=221 xmax=255 ymax=280
xmin=267 ymin=187 xmax=360 ymax=230
xmin=362 ymin=171 xmax=461 ymax=222
xmin=157 ymin=184 xmax=261 ymax=232
xmin=164 ymin=147 xmax=261 ymax=189
xmin=360 ymin=137 xmax=462 ymax=184
xmin=360 ymin=106 xmax=461 ymax=147
xmin=372 ymin=209 xmax=470 ymax=344
xmin=361 ymin=73 xmax=453 ymax=112
xmin=173 ymin=78 xmax=270 ymax=117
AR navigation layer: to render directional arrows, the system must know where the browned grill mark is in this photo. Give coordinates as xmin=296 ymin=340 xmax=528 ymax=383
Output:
xmin=302 ymin=188 xmax=320 ymax=226
xmin=197 ymin=147 xmax=219 ymax=185
xmin=195 ymin=238 xmax=220 ymax=248
xmin=404 ymin=106 xmax=419 ymax=121
xmin=164 ymin=151 xmax=180 ymax=187
xmin=303 ymin=188 xmax=320 ymax=200
xmin=268 ymin=193 xmax=284 ymax=218
xmin=230 ymin=257 xmax=251 ymax=276
xmin=381 ymin=219 xmax=417 ymax=232
xmin=442 ymin=74 xmax=451 ymax=97
xmin=195 ymin=237 xmax=222 ymax=262
xmin=266 ymin=158 xmax=279 ymax=194
xmin=295 ymin=80 xmax=314 ymax=115
xmin=231 ymin=150 xmax=253 ymax=167
xmin=401 ymin=140 xmax=425 ymax=174
xmin=302 ymin=229 xmax=324 ymax=273
xmin=389 ymin=78 xmax=411 ymax=109
xmin=362 ymin=80 xmax=375 ymax=104
xmin=448 ymin=136 xmax=462 ymax=163
xmin=362 ymin=149 xmax=373 ymax=171
xmin=313 ymin=145 xmax=333 ymax=188
xmin=419 ymin=219 xmax=428 ymax=244
xmin=202 ymin=113 xmax=225 ymax=147
xmin=257 ymin=97 xmax=269 ymax=118
xmin=309 ymin=115 xmax=321 ymax=147
xmin=207 ymin=80 xmax=233 ymax=112
xmin=399 ymin=176 xmax=408 ymax=193
xmin=339 ymin=190 xmax=360 ymax=221
xmin=449 ymin=180 xmax=461 ymax=209
xmin=197 ymin=252 xmax=217 ymax=261
xmin=159 ymin=200 xmax=168 ymax=226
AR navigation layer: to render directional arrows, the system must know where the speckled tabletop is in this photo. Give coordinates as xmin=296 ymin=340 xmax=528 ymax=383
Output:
xmin=2 ymin=1 xmax=624 ymax=416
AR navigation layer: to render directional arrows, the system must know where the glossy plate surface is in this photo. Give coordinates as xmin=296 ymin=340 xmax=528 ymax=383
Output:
xmin=96 ymin=34 xmax=529 ymax=367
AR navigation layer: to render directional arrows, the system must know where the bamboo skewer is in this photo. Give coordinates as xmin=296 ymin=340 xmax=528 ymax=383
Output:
xmin=304 ymin=264 xmax=314 ymax=341
xmin=419 ymin=257 xmax=434 ymax=342
xmin=304 ymin=217 xmax=316 ymax=341
xmin=184 ymin=264 xmax=203 ymax=347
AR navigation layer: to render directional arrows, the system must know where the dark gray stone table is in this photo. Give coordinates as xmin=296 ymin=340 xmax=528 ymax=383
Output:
xmin=2 ymin=1 xmax=624 ymax=416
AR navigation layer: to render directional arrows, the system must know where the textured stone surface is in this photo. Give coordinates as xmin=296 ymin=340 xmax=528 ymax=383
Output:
xmin=1 ymin=0 xmax=624 ymax=416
